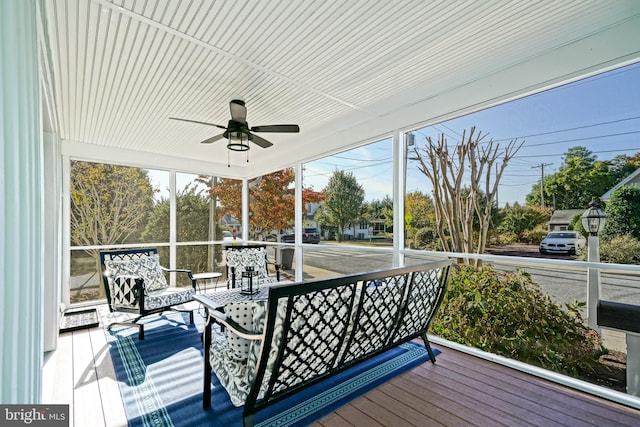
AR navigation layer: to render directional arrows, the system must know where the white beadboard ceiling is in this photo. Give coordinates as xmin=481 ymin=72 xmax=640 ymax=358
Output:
xmin=39 ymin=0 xmax=640 ymax=179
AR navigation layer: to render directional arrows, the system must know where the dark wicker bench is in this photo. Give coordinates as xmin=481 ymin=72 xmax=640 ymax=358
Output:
xmin=202 ymin=260 xmax=452 ymax=426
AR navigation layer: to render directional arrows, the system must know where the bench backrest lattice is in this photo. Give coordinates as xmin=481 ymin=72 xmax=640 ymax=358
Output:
xmin=244 ymin=260 xmax=451 ymax=425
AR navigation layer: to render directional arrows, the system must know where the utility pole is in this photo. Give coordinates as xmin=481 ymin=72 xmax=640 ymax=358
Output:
xmin=532 ymin=163 xmax=553 ymax=207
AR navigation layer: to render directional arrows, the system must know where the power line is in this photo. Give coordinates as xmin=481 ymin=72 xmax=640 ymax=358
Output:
xmin=492 ymin=116 xmax=640 ymax=142
xmin=531 ymin=163 xmax=553 ymax=207
xmin=517 ymin=147 xmax=640 ymax=158
xmin=522 ymin=130 xmax=640 ymax=148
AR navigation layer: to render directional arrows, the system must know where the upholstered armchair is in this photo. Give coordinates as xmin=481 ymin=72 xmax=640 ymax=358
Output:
xmin=225 ymin=246 xmax=280 ymax=289
xmin=99 ymin=248 xmax=196 ymax=339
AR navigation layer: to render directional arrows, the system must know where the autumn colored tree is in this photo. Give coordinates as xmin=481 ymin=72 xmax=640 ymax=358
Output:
xmin=70 ymin=161 xmax=156 ymax=251
xmin=207 ymin=168 xmax=323 ymax=238
xmin=70 ymin=161 xmax=156 ymax=295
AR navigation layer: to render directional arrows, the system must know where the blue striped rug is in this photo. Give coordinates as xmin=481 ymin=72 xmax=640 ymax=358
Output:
xmin=106 ymin=313 xmax=438 ymax=427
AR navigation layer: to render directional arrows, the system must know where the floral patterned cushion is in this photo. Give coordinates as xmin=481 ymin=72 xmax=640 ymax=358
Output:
xmin=104 ymin=254 xmax=168 ymax=292
xmin=144 ymin=287 xmax=195 ymax=310
xmin=226 ymin=247 xmax=274 ymax=287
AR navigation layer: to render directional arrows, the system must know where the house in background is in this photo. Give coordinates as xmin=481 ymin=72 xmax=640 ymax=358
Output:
xmin=601 ymin=168 xmax=640 ymax=202
xmin=547 ymin=209 xmax=584 ymax=232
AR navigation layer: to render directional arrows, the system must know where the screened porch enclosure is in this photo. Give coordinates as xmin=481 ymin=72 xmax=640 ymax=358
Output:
xmin=4 ymin=0 xmax=640 ymax=414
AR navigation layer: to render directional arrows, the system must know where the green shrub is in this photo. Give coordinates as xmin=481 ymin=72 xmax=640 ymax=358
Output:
xmin=521 ymin=226 xmax=547 ymax=245
xmin=498 ymin=231 xmax=518 ymax=244
xmin=431 ymin=265 xmax=604 ymax=376
xmin=413 ymin=226 xmax=436 ymax=249
xmin=599 ymin=234 xmax=640 ymax=264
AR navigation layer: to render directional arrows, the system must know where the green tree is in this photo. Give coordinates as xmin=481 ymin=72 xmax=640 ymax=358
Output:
xmin=142 ymin=184 xmax=221 ymax=277
xmin=317 ymin=170 xmax=365 ymax=242
xmin=497 ymin=204 xmax=551 ymax=241
xmin=360 ymin=196 xmax=393 ymax=233
xmin=404 ymin=191 xmax=436 ymax=247
xmin=526 ymin=146 xmax=615 ymax=209
xmin=603 ymin=184 xmax=640 ymax=239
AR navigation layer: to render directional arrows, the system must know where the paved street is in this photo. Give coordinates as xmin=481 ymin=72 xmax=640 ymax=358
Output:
xmin=292 ymin=244 xmax=640 ymax=310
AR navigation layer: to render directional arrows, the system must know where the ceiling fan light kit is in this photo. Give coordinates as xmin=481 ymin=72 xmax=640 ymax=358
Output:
xmin=169 ymin=99 xmax=300 ymax=165
xmin=226 ymin=131 xmax=250 ymax=152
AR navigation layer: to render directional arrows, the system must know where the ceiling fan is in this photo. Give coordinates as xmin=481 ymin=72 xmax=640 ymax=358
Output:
xmin=169 ymin=99 xmax=300 ymax=152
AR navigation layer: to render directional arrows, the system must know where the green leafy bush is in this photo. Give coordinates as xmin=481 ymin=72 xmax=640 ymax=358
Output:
xmin=497 ymin=231 xmax=518 ymax=244
xmin=599 ymin=234 xmax=640 ymax=264
xmin=431 ymin=265 xmax=604 ymax=375
xmin=521 ymin=226 xmax=547 ymax=245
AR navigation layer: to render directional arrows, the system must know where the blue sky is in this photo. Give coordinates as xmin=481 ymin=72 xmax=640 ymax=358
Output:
xmin=303 ymin=61 xmax=640 ymax=208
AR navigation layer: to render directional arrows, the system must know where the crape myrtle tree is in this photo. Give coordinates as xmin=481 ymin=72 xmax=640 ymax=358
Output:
xmin=317 ymin=170 xmax=365 ymax=242
xmin=208 ymin=168 xmax=323 ymax=239
xmin=411 ymin=127 xmax=522 ymax=264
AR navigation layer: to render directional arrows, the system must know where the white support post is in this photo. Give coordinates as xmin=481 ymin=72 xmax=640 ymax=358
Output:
xmin=169 ymin=170 xmax=177 ymax=282
xmin=628 ymin=334 xmax=640 ymax=396
xmin=392 ymin=130 xmax=405 ymax=267
xmin=295 ymin=162 xmax=304 ymax=282
xmin=587 ymin=235 xmax=601 ymax=333
xmin=242 ymin=178 xmax=250 ymax=240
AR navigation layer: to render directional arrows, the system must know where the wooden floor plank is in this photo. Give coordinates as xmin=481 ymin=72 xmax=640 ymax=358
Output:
xmin=311 ymin=411 xmax=354 ymax=427
xmin=71 ymin=329 xmax=105 ymax=427
xmin=427 ymin=348 xmax=639 ymax=426
xmin=43 ymin=313 xmax=640 ymax=427
xmin=388 ymin=374 xmax=520 ymax=426
xmin=350 ymin=395 xmax=415 ymax=427
xmin=44 ymin=330 xmax=74 ymax=427
xmin=89 ymin=326 xmax=127 ymax=427
xmin=328 ymin=403 xmax=385 ymax=427
xmin=415 ymin=355 xmax=597 ymax=426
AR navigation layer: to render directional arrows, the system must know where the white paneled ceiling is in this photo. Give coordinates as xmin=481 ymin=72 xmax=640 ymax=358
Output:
xmin=40 ymin=0 xmax=640 ymax=178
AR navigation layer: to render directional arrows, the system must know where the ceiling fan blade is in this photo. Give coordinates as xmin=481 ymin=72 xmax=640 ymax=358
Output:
xmin=229 ymin=100 xmax=247 ymax=122
xmin=199 ymin=134 xmax=225 ymax=144
xmin=249 ymin=133 xmax=274 ymax=148
xmin=251 ymin=124 xmax=300 ymax=133
xmin=169 ymin=117 xmax=227 ymax=130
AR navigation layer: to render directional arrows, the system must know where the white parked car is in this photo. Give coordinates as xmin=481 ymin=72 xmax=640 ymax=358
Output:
xmin=222 ymin=230 xmax=242 ymax=243
xmin=539 ymin=231 xmax=586 ymax=255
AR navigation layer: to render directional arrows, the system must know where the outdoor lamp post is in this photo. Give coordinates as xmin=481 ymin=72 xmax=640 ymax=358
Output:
xmin=581 ymin=200 xmax=606 ymax=331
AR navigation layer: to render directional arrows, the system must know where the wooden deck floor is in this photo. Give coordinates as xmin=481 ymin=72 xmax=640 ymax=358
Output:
xmin=43 ymin=308 xmax=640 ymax=427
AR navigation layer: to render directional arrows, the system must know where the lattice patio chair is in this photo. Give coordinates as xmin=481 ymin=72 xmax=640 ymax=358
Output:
xmin=99 ymin=248 xmax=196 ymax=339
xmin=225 ymin=245 xmax=280 ymax=289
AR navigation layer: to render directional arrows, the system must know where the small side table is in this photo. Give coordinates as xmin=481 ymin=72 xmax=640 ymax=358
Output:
xmin=193 ymin=272 xmax=222 ymax=293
